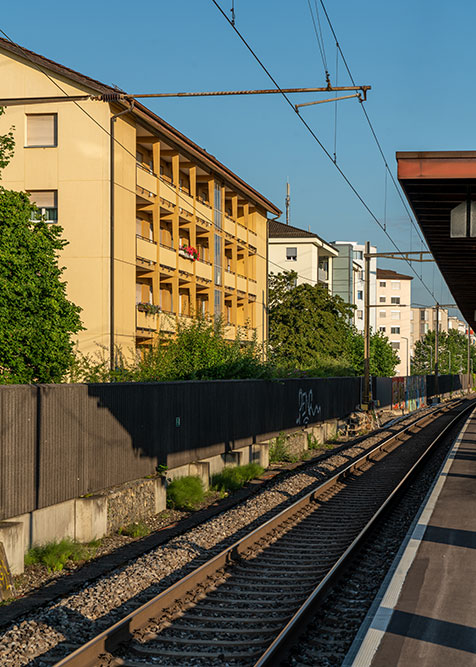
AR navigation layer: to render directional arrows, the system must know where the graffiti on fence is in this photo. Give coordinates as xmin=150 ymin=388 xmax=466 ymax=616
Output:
xmin=406 ymin=375 xmax=426 ymax=412
xmin=392 ymin=377 xmax=405 ymax=411
xmin=296 ymin=389 xmax=321 ymax=426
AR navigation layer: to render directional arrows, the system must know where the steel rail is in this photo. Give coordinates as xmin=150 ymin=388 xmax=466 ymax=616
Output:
xmin=254 ymin=400 xmax=476 ymax=666
xmin=53 ymin=398 xmax=471 ymax=667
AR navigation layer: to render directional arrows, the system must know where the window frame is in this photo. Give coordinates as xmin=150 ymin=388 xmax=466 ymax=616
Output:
xmin=25 ymin=113 xmax=58 ymax=148
xmin=286 ymin=247 xmax=297 ymax=261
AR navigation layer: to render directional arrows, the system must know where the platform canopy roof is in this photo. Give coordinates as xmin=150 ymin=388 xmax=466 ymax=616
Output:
xmin=397 ymin=151 xmax=476 ymax=331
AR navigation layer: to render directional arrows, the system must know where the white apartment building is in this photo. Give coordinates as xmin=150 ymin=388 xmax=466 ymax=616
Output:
xmin=376 ymin=268 xmax=413 ymax=376
xmin=268 ymin=220 xmax=338 ymax=289
xmin=332 ymin=242 xmax=377 ymax=333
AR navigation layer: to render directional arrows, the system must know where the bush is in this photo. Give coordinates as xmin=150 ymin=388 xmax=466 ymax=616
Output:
xmin=269 ymin=433 xmax=293 ymax=463
xmin=211 ymin=463 xmax=264 ymax=492
xmin=167 ymin=476 xmax=205 ymax=510
xmin=24 ymin=538 xmax=100 ymax=572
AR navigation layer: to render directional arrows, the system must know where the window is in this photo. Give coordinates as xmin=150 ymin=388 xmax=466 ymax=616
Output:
xmin=28 ymin=190 xmax=58 ymax=222
xmin=357 ymin=290 xmax=363 ymax=300
xmin=136 ymin=150 xmax=143 ymax=164
xmin=379 ymin=296 xmax=386 ymax=303
xmin=391 ymin=326 xmax=400 ymax=334
xmin=214 ymin=183 xmax=222 ymax=229
xmin=391 ymin=281 xmax=400 ymax=290
xmin=26 ymin=114 xmax=57 ymax=147
xmin=353 ymin=250 xmax=363 ymax=260
xmin=356 ymin=310 xmax=363 ymax=320
xmin=379 ymin=326 xmax=386 ymax=332
xmin=135 ymin=284 xmax=142 ymax=304
xmin=379 ymin=310 xmax=386 ymax=318
xmin=391 ymin=341 xmax=400 ymax=350
xmin=420 ymin=310 xmax=427 ymax=321
xmin=214 ymin=234 xmax=222 ymax=285
xmin=379 ymin=281 xmax=386 ymax=287
xmin=286 ymin=247 xmax=297 ymax=261
xmin=391 ymin=311 xmax=401 ymax=320
xmin=391 ymin=297 xmax=401 ymax=304
xmin=214 ymin=289 xmax=222 ymax=315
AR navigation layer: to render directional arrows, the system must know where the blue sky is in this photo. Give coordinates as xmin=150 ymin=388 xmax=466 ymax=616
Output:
xmin=5 ymin=0 xmax=475 ymax=314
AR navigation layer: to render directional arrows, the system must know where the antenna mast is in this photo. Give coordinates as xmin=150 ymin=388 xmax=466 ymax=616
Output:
xmin=285 ymin=182 xmax=290 ymax=225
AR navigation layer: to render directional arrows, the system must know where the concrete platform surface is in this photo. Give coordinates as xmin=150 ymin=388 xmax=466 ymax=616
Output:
xmin=346 ymin=407 xmax=476 ymax=667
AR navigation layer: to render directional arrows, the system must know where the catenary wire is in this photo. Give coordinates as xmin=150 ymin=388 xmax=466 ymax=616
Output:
xmin=317 ymin=0 xmax=427 ymax=249
xmin=210 ymin=0 xmax=437 ymax=303
xmin=0 ymin=25 xmax=344 ymax=289
xmin=0 ymin=23 xmax=427 ymax=299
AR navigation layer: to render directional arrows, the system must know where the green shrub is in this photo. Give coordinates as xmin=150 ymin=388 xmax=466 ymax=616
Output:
xmin=269 ymin=433 xmax=293 ymax=463
xmin=211 ymin=463 xmax=264 ymax=492
xmin=167 ymin=476 xmax=205 ymax=510
xmin=118 ymin=522 xmax=150 ymax=538
xmin=24 ymin=538 xmax=100 ymax=572
xmin=307 ymin=433 xmax=320 ymax=450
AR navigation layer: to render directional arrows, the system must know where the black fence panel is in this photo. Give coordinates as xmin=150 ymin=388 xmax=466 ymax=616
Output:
xmin=0 ymin=376 xmax=361 ymax=517
xmin=0 ymin=386 xmax=37 ymax=520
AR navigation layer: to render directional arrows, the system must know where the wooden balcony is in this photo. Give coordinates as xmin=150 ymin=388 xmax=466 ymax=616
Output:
xmin=224 ymin=216 xmax=236 ymax=237
xmin=237 ymin=274 xmax=247 ymax=293
xmin=237 ymin=223 xmax=247 ymax=243
xmin=196 ymin=259 xmax=212 ymax=281
xmin=159 ymin=245 xmax=176 ymax=269
xmin=136 ymin=165 xmax=157 ymax=196
xmin=137 ymin=310 xmax=157 ymax=331
xmin=136 ymin=236 xmax=157 ymax=263
xmin=224 ymin=270 xmax=236 ymax=290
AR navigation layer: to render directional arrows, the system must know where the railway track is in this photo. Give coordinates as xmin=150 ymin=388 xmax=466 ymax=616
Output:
xmin=53 ymin=398 xmax=474 ymax=667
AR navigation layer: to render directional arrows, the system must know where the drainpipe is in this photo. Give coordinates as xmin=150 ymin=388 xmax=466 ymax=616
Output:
xmin=110 ymin=102 xmax=134 ymax=371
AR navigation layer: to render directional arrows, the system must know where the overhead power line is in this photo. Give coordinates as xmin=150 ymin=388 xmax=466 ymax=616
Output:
xmin=209 ymin=0 xmax=437 ymax=303
xmin=317 ymin=0 xmax=427 ymax=249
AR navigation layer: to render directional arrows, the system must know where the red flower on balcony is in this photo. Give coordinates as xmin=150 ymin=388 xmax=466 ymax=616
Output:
xmin=179 ymin=245 xmax=199 ymax=261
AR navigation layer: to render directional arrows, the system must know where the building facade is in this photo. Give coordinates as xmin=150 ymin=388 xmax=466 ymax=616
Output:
xmin=411 ymin=306 xmax=449 ymax=351
xmin=268 ymin=220 xmax=338 ymax=289
xmin=376 ymin=269 xmax=413 ymax=376
xmin=0 ymin=39 xmax=280 ymax=360
xmin=332 ymin=242 xmax=377 ymax=332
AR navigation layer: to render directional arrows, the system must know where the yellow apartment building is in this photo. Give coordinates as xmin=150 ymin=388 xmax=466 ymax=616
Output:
xmin=0 ymin=38 xmax=280 ymax=361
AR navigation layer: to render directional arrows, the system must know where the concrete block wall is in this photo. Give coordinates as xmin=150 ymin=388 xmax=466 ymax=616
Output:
xmin=2 ymin=416 xmax=343 ymax=576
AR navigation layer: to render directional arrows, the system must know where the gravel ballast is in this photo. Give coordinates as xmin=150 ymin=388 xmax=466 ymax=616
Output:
xmin=0 ymin=403 xmax=460 ymax=666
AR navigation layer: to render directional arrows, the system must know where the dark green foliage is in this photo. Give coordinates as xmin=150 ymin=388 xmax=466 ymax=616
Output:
xmin=268 ymin=271 xmax=354 ymax=371
xmin=166 ymin=476 xmax=205 ymax=510
xmin=350 ymin=330 xmax=400 ymax=377
xmin=71 ymin=317 xmax=270 ymax=383
xmin=211 ymin=463 xmax=264 ymax=492
xmin=24 ymin=538 xmax=100 ymax=572
xmin=0 ymin=108 xmax=14 ymax=175
xmin=118 ymin=522 xmax=150 ymax=538
xmin=412 ymin=329 xmax=476 ymax=375
xmin=0 ymin=188 xmax=83 ymax=383
xmin=268 ymin=271 xmax=398 ymax=377
xmin=269 ymin=433 xmax=293 ymax=462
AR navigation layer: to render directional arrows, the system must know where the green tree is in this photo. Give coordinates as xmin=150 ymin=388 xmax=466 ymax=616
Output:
xmin=350 ymin=330 xmax=399 ymax=377
xmin=268 ymin=271 xmax=355 ymax=372
xmin=0 ymin=107 xmax=15 ymax=176
xmin=412 ymin=329 xmax=476 ymax=375
xmin=0 ymin=188 xmax=83 ymax=383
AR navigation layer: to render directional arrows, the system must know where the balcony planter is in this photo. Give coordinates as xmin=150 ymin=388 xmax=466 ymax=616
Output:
xmin=137 ymin=302 xmax=161 ymax=315
xmin=179 ymin=245 xmax=199 ymax=261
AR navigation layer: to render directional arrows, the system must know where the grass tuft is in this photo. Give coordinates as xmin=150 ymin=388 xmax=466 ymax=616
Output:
xmin=269 ymin=433 xmax=293 ymax=463
xmin=24 ymin=538 xmax=100 ymax=572
xmin=118 ymin=522 xmax=150 ymax=538
xmin=167 ymin=476 xmax=205 ymax=511
xmin=211 ymin=463 xmax=264 ymax=492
